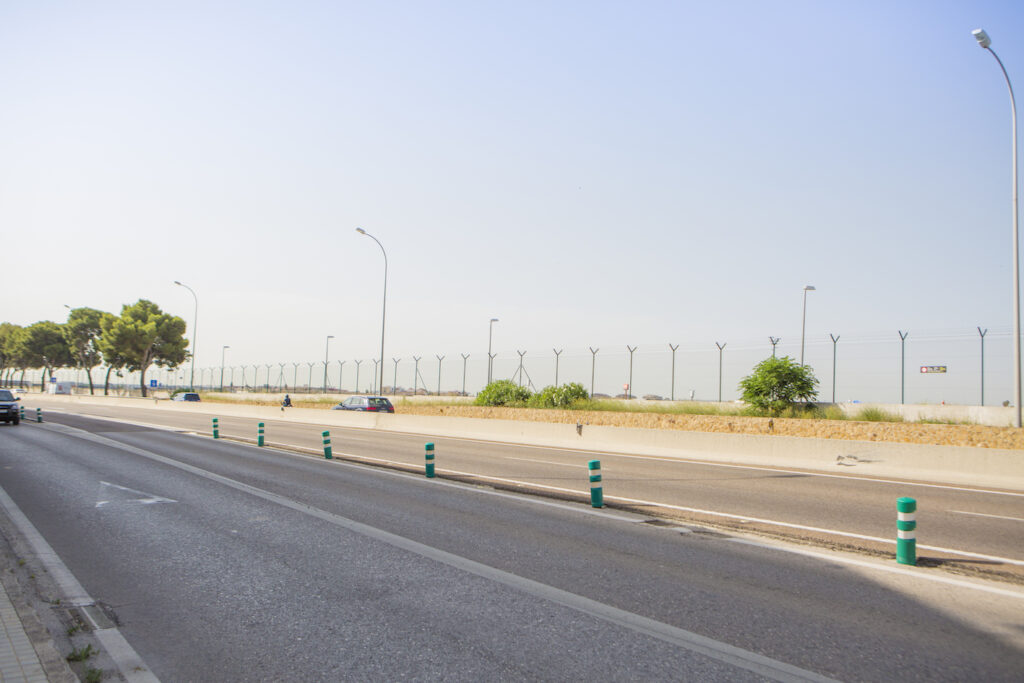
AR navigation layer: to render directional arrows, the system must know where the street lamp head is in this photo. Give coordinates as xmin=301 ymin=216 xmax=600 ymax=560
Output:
xmin=327 ymin=335 xmax=335 ymax=339
xmin=804 ymin=285 xmax=816 ymax=291
xmin=356 ymin=227 xmax=366 ymax=235
xmin=972 ymin=28 xmax=991 ymax=49
xmin=174 ymin=280 xmax=182 ymax=286
xmin=490 ymin=318 xmax=499 ymax=323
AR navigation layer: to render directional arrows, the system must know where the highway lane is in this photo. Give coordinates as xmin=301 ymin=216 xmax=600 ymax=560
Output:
xmin=1 ymin=415 xmax=1022 ymax=680
xmin=22 ymin=400 xmax=1024 ymax=572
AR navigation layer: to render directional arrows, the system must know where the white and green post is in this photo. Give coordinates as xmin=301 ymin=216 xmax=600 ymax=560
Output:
xmin=425 ymin=442 xmax=435 ymax=478
xmin=588 ymin=459 xmax=603 ymax=508
xmin=322 ymin=430 xmax=333 ymax=459
xmin=897 ymin=497 xmax=916 ymax=566
xmin=212 ymin=417 xmax=219 ymax=439
xmin=35 ymin=408 xmax=42 ymax=423
xmin=257 ymin=422 xmax=265 ymax=447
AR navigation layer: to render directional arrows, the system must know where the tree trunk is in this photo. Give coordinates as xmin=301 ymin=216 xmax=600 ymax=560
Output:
xmin=139 ymin=366 xmax=148 ymax=398
xmin=86 ymin=367 xmax=95 ymax=395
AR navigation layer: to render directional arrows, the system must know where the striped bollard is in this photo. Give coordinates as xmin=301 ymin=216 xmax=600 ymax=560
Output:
xmin=322 ymin=431 xmax=333 ymax=459
xmin=19 ymin=405 xmax=24 ymax=420
xmin=588 ymin=459 xmax=603 ymax=508
xmin=257 ymin=422 xmax=265 ymax=447
xmin=897 ymin=497 xmax=917 ymax=566
xmin=425 ymin=442 xmax=435 ymax=478
xmin=36 ymin=408 xmax=42 ymax=423
xmin=212 ymin=417 xmax=219 ymax=439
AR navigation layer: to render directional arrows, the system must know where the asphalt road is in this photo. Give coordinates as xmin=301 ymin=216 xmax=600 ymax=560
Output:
xmin=1 ymin=414 xmax=1023 ymax=680
xmin=18 ymin=399 xmax=1024 ymax=573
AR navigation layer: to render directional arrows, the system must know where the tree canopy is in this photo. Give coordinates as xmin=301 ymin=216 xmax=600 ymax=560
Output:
xmin=13 ymin=321 xmax=73 ymax=390
xmin=0 ymin=322 xmax=21 ymax=384
xmin=63 ymin=307 xmax=106 ymax=394
xmin=101 ymin=300 xmax=187 ymax=397
xmin=738 ymin=355 xmax=819 ymax=416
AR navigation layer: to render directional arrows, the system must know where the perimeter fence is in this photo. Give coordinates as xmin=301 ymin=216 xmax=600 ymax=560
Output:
xmin=7 ymin=328 xmax=1018 ymax=407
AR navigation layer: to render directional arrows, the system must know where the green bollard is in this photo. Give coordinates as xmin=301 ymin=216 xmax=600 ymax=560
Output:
xmin=897 ymin=497 xmax=917 ymax=566
xmin=19 ymin=405 xmax=25 ymax=420
xmin=36 ymin=408 xmax=42 ymax=423
xmin=425 ymin=442 xmax=435 ymax=478
xmin=588 ymin=459 xmax=603 ymax=508
xmin=257 ymin=422 xmax=265 ymax=447
xmin=322 ymin=430 xmax=333 ymax=459
xmin=212 ymin=417 xmax=219 ymax=439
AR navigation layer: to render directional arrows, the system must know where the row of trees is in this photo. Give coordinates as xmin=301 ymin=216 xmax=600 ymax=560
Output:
xmin=0 ymin=300 xmax=188 ymax=398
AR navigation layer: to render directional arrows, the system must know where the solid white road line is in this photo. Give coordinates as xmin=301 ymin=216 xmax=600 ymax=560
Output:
xmin=950 ymin=510 xmax=1024 ymax=523
xmin=0 ymin=486 xmax=161 ymax=683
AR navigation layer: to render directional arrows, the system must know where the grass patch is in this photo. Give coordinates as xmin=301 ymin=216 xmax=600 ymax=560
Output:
xmin=67 ymin=645 xmax=96 ymax=662
xmin=84 ymin=667 xmax=103 ymax=683
xmin=854 ymin=407 xmax=904 ymax=422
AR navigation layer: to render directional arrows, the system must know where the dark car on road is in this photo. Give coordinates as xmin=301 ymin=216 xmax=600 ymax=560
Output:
xmin=331 ymin=396 xmax=394 ymax=413
xmin=172 ymin=392 xmax=201 ymax=402
xmin=0 ymin=390 xmax=20 ymax=425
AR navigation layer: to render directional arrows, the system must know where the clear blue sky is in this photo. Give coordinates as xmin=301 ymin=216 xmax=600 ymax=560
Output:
xmin=2 ymin=1 xmax=1023 ymax=401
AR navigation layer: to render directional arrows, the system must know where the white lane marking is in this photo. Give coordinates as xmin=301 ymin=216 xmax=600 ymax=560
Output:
xmin=96 ymin=481 xmax=177 ymax=508
xmin=728 ymin=538 xmax=1024 ymax=601
xmin=505 ymin=457 xmax=583 ymax=468
xmin=38 ymin=405 xmax=1024 ymax=497
xmin=57 ymin=426 xmax=834 ymax=683
xmin=0 ymin=485 xmax=161 ymax=682
xmin=950 ymin=510 xmax=1024 ymax=523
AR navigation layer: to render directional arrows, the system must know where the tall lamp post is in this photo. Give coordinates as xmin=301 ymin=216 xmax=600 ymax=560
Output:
xmin=487 ymin=318 xmax=499 ymax=384
xmin=356 ymin=228 xmax=387 ymax=396
xmin=174 ymin=281 xmax=198 ymax=390
xmin=220 ymin=345 xmax=230 ymax=392
xmin=323 ymin=335 xmax=334 ymax=392
xmin=800 ymin=285 xmax=816 ymax=365
xmin=973 ymin=29 xmax=1021 ymax=428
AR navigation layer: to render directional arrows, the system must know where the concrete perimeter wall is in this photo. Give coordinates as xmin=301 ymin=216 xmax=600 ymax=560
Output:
xmin=27 ymin=393 xmax=1024 ymax=492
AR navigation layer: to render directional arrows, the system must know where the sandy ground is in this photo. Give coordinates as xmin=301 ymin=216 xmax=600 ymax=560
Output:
xmin=194 ymin=392 xmax=1024 ymax=450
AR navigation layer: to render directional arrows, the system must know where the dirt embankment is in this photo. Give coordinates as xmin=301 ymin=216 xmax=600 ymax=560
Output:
xmin=397 ymin=404 xmax=1024 ymax=450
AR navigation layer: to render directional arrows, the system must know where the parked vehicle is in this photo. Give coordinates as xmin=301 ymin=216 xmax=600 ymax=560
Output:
xmin=0 ymin=389 xmax=20 ymax=425
xmin=331 ymin=396 xmax=395 ymax=413
xmin=172 ymin=392 xmax=201 ymax=402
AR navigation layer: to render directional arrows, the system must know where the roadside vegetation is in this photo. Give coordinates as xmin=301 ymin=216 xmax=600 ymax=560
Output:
xmin=0 ymin=300 xmax=188 ymax=398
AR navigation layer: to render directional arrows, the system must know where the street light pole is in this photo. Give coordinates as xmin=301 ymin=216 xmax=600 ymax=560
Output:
xmin=356 ymin=228 xmax=387 ymax=396
xmin=973 ymin=29 xmax=1021 ymax=427
xmin=174 ymin=281 xmax=198 ymax=391
xmin=323 ymin=335 xmax=334 ymax=392
xmin=220 ymin=345 xmax=229 ymax=392
xmin=487 ymin=318 xmax=499 ymax=384
xmin=800 ymin=285 xmax=816 ymax=365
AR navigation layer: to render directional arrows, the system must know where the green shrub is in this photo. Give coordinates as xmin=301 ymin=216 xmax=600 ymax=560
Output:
xmin=475 ymin=380 xmax=531 ymax=407
xmin=528 ymin=382 xmax=589 ymax=408
xmin=738 ymin=356 xmax=819 ymax=416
